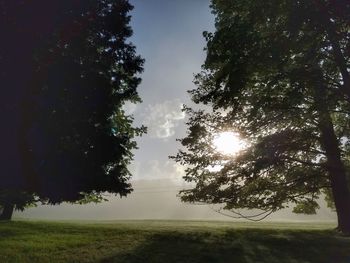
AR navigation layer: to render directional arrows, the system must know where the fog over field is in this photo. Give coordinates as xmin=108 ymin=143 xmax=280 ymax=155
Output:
xmin=15 ymin=179 xmax=336 ymax=221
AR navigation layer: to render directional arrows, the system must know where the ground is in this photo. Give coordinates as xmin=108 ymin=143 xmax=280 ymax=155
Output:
xmin=0 ymin=220 xmax=349 ymax=263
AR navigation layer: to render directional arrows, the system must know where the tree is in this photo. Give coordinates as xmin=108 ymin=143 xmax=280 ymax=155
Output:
xmin=172 ymin=0 xmax=350 ymax=234
xmin=0 ymin=0 xmax=144 ymax=219
xmin=0 ymin=190 xmax=37 ymax=220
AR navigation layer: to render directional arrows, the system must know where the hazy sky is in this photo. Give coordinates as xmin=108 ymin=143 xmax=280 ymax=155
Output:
xmin=126 ymin=0 xmax=215 ymax=182
xmin=15 ymin=1 xmax=336 ymax=221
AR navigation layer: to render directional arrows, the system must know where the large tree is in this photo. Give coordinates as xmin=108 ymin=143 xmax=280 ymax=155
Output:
xmin=173 ymin=0 xmax=350 ymax=234
xmin=0 ymin=0 xmax=144 ymax=219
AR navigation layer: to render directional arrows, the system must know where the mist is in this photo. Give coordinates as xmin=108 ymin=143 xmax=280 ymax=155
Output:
xmin=15 ymin=179 xmax=336 ymax=222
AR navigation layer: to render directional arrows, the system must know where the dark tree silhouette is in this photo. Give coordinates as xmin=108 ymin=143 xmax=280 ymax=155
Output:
xmin=172 ymin=0 xmax=350 ymax=234
xmin=0 ymin=0 xmax=144 ymax=219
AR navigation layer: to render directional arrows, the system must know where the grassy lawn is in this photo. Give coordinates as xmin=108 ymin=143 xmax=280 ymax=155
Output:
xmin=0 ymin=220 xmax=349 ymax=263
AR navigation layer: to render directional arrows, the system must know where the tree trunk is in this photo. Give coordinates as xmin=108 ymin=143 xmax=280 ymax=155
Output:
xmin=313 ymin=74 xmax=350 ymax=235
xmin=0 ymin=203 xmax=14 ymax=220
xmin=319 ymin=120 xmax=350 ymax=235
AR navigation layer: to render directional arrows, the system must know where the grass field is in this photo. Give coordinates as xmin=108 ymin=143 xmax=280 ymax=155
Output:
xmin=0 ymin=220 xmax=349 ymax=263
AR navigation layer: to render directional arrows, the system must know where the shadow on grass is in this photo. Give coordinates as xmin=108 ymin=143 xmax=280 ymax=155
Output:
xmin=2 ymin=222 xmax=350 ymax=263
xmin=102 ymin=229 xmax=350 ymax=263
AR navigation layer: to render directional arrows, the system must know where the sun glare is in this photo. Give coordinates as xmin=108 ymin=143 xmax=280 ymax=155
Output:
xmin=213 ymin=131 xmax=245 ymax=156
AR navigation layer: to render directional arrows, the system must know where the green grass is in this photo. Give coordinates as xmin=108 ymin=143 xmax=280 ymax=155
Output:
xmin=0 ymin=220 xmax=349 ymax=263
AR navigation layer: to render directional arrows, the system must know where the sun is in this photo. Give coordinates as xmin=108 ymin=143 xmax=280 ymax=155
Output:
xmin=212 ymin=131 xmax=245 ymax=156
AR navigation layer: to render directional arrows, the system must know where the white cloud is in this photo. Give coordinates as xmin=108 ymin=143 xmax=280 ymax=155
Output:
xmin=142 ymin=99 xmax=185 ymax=139
xmin=123 ymin=102 xmax=138 ymax=115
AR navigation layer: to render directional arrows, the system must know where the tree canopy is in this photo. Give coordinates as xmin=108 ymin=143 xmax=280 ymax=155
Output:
xmin=172 ymin=0 xmax=350 ymax=234
xmin=0 ymin=0 xmax=144 ymax=217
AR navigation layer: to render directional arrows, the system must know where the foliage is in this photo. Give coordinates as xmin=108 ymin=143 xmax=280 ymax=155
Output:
xmin=172 ymin=0 xmax=350 ymax=220
xmin=0 ymin=190 xmax=38 ymax=212
xmin=0 ymin=0 xmax=144 ymax=208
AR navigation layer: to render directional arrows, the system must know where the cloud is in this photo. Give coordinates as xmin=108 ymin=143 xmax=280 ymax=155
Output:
xmin=142 ymin=99 xmax=185 ymax=139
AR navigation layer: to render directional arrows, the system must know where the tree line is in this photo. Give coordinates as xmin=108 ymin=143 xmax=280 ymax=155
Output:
xmin=1 ymin=0 xmax=350 ymax=235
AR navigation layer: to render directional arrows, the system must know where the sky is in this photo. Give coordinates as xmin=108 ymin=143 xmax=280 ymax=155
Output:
xmin=15 ymin=0 xmax=336 ymax=221
xmin=125 ymin=0 xmax=215 ymax=183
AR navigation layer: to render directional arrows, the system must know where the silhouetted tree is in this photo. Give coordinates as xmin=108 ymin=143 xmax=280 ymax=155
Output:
xmin=0 ymin=190 xmax=37 ymax=220
xmin=0 ymin=0 xmax=144 ymax=219
xmin=172 ymin=0 xmax=350 ymax=234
